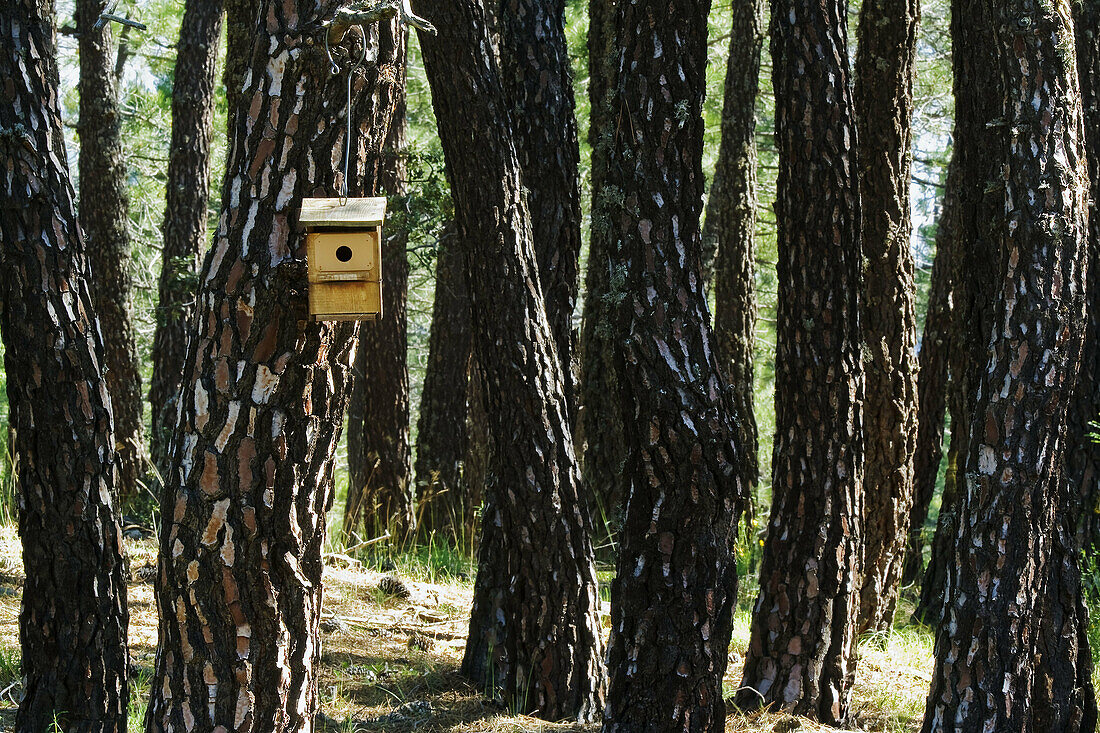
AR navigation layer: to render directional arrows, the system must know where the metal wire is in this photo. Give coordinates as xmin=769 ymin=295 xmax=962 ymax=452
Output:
xmin=323 ymin=24 xmax=367 ymax=203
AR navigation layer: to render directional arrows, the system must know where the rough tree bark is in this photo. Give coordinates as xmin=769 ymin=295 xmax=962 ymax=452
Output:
xmin=346 ymin=26 xmax=412 ymax=539
xmin=151 ymin=0 xmax=225 ymax=476
xmin=223 ymin=0 xmax=260 ymax=163
xmin=0 ymin=2 xmax=130 ymax=729
xmin=577 ymin=0 xmax=629 ymax=527
xmin=701 ymin=0 xmax=763 ymax=498
xmin=144 ymin=4 xmax=403 ymax=728
xmin=1068 ymin=0 xmax=1100 ymax=557
xmin=417 ymin=0 xmax=605 ymax=720
xmin=853 ymin=0 xmax=920 ymax=634
xmin=497 ymin=0 xmax=583 ymax=403
xmin=901 ymin=156 xmax=957 ymax=586
xmin=919 ymin=2 xmax=1094 ymax=728
xmin=77 ymin=0 xmax=147 ymax=499
xmin=413 ymin=226 xmax=473 ymax=538
xmin=736 ymin=0 xmax=864 ymax=723
xmin=597 ymin=0 xmax=751 ymax=729
xmin=913 ymin=0 xmax=1003 ymax=625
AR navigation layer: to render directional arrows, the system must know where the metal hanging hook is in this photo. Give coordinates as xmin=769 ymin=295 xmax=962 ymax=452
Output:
xmin=322 ymin=24 xmax=367 ymax=204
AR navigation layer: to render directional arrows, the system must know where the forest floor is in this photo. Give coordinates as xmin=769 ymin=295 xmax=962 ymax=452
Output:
xmin=0 ymin=528 xmax=935 ymax=732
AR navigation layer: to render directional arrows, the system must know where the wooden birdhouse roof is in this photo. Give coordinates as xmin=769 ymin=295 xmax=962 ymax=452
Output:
xmin=299 ymin=197 xmax=386 ymax=228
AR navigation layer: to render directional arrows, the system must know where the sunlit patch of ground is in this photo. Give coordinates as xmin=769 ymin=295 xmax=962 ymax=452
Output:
xmin=0 ymin=530 xmax=935 ymax=732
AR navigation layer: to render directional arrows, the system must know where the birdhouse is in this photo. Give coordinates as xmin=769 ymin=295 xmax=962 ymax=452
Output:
xmin=300 ymin=197 xmax=386 ymax=321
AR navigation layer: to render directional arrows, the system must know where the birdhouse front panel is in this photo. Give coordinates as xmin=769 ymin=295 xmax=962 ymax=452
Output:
xmin=307 ymin=229 xmax=380 ymax=282
xmin=299 ymin=197 xmax=387 ymax=321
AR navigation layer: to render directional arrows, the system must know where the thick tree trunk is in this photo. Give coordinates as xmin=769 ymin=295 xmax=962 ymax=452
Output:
xmin=1069 ymin=0 xmax=1100 ymax=557
xmin=346 ymin=28 xmax=412 ymax=540
xmin=144 ymin=5 xmax=403 ymax=728
xmin=413 ymin=227 xmax=473 ymax=539
xmin=853 ymin=0 xmax=920 ymax=634
xmin=498 ymin=0 xmax=582 ymax=404
xmin=736 ymin=0 xmax=864 ymax=723
xmin=597 ymin=0 xmax=751 ymax=729
xmin=902 ymin=156 xmax=957 ymax=586
xmin=701 ymin=0 xmax=763 ymax=498
xmin=77 ymin=0 xmax=147 ymax=500
xmin=151 ymin=0 xmax=225 ymax=477
xmin=417 ymin=1 xmax=605 ymax=720
xmin=919 ymin=3 xmax=1093 ymax=728
xmin=912 ymin=0 xmax=1003 ymax=625
xmin=0 ymin=3 xmax=129 ymax=730
xmin=577 ymin=0 xmax=629 ymax=527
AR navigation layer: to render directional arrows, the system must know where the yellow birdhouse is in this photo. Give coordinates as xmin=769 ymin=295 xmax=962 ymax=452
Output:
xmin=300 ymin=197 xmax=387 ymax=321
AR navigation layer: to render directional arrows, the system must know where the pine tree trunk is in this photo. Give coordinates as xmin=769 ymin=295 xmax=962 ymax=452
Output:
xmin=912 ymin=0 xmax=1003 ymax=625
xmin=701 ymin=0 xmax=763 ymax=498
xmin=737 ymin=0 xmax=864 ymax=722
xmin=417 ymin=2 xmax=605 ymax=720
xmin=346 ymin=27 xmax=412 ymax=539
xmin=0 ymin=3 xmax=129 ymax=729
xmin=902 ymin=157 xmax=957 ymax=586
xmin=597 ymin=0 xmax=751 ymax=729
xmin=222 ymin=0 xmax=260 ymax=188
xmin=577 ymin=0 xmax=629 ymax=527
xmin=77 ymin=0 xmax=147 ymax=500
xmin=462 ymin=356 xmax=489 ymax=540
xmin=151 ymin=0 xmax=225 ymax=477
xmin=497 ymin=0 xmax=583 ymax=404
xmin=144 ymin=5 xmax=404 ymax=727
xmin=1069 ymin=0 xmax=1100 ymax=557
xmin=853 ymin=0 xmax=920 ymax=635
xmin=920 ymin=3 xmax=1093 ymax=728
xmin=413 ymin=227 xmax=473 ymax=539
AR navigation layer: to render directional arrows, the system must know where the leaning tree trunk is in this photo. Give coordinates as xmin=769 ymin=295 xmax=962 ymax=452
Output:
xmin=150 ymin=0 xmax=225 ymax=476
xmin=912 ymin=0 xmax=1003 ymax=625
xmin=701 ymin=0 xmax=763 ymax=498
xmin=902 ymin=156 xmax=957 ymax=586
xmin=77 ymin=0 xmax=147 ymax=500
xmin=144 ymin=5 xmax=403 ymax=728
xmin=737 ymin=0 xmax=864 ymax=723
xmin=417 ymin=0 xmax=605 ymax=721
xmin=498 ymin=0 xmax=583 ymax=405
xmin=597 ymin=0 xmax=752 ymax=728
xmin=853 ymin=0 xmax=920 ymax=635
xmin=413 ymin=226 xmax=473 ymax=539
xmin=346 ymin=25 xmax=412 ymax=540
xmin=1068 ymin=0 xmax=1100 ymax=558
xmin=919 ymin=2 xmax=1093 ymax=728
xmin=577 ymin=0 xmax=629 ymax=527
xmin=0 ymin=3 xmax=129 ymax=730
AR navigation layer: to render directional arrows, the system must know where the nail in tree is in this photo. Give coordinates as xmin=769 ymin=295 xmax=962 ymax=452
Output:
xmin=736 ymin=0 xmax=865 ymax=722
xmin=0 ymin=2 xmax=129 ymax=728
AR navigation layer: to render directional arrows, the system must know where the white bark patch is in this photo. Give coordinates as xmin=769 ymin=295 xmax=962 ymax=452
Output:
xmin=252 ymin=365 xmax=280 ymax=404
xmin=215 ymin=402 xmax=241 ymax=452
xmin=195 ymin=381 xmax=210 ymax=431
xmin=234 ymin=689 xmax=251 ymax=728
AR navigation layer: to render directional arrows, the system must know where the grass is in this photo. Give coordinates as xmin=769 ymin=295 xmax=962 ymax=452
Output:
xmin=6 ymin=525 xmax=1100 ymax=732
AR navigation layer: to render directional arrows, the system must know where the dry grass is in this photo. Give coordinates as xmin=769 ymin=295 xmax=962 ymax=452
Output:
xmin=0 ymin=530 xmax=936 ymax=732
